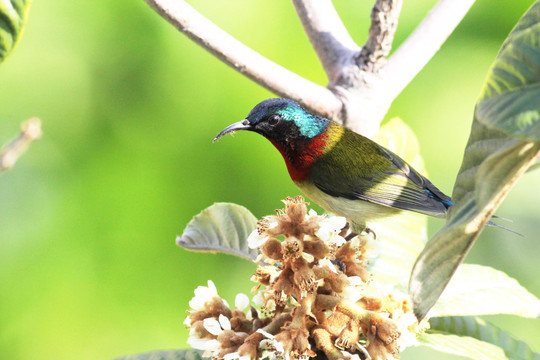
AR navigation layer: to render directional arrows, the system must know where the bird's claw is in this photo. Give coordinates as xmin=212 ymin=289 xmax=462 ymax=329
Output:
xmin=363 ymin=227 xmax=377 ymax=240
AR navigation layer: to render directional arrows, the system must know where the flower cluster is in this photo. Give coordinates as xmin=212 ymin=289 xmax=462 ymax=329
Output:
xmin=185 ymin=197 xmax=428 ymax=360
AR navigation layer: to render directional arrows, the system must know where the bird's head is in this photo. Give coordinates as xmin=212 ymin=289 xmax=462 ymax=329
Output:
xmin=213 ymin=98 xmax=329 ymax=148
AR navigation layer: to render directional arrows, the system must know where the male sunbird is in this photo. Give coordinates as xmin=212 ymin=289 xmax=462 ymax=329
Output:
xmin=214 ymin=98 xmax=453 ymax=235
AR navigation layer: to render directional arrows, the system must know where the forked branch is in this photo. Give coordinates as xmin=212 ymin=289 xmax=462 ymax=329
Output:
xmin=144 ymin=0 xmax=475 ymax=133
xmin=291 ymin=0 xmax=359 ymax=83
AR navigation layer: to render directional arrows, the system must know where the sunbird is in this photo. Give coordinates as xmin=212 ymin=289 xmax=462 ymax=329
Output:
xmin=214 ymin=98 xmax=453 ymax=236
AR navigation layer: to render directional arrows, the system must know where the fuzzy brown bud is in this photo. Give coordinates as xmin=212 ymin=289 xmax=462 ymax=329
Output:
xmin=328 ymin=272 xmax=350 ymax=293
xmin=261 ymin=238 xmax=283 ymax=260
xmin=273 ymin=267 xmax=294 ymax=296
xmin=359 ymin=296 xmax=383 ymax=312
xmin=275 ymin=326 xmax=310 ymax=356
xmin=217 ymin=329 xmax=246 ymax=349
xmin=303 ymin=239 xmax=330 ymax=259
xmin=370 ymin=313 xmax=400 ymax=345
xmin=284 ymin=196 xmax=308 ymax=223
xmin=237 ymin=331 xmax=264 ymax=360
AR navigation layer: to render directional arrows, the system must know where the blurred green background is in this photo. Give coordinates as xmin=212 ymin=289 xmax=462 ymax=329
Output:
xmin=0 ymin=0 xmax=539 ymax=359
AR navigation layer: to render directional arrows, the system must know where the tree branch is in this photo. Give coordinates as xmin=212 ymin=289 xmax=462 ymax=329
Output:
xmin=357 ymin=0 xmax=403 ymax=72
xmin=290 ymin=0 xmax=359 ymax=83
xmin=144 ymin=0 xmax=342 ymax=119
xmin=0 ymin=118 xmax=42 ymax=175
xmin=381 ymin=0 xmax=476 ymax=101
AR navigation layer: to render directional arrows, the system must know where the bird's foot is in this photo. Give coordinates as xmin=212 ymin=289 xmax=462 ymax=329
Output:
xmin=345 ymin=232 xmax=358 ymax=241
xmin=362 ymin=227 xmax=377 ymax=240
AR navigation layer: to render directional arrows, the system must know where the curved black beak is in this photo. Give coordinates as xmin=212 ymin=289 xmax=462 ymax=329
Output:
xmin=213 ymin=119 xmax=252 ymax=143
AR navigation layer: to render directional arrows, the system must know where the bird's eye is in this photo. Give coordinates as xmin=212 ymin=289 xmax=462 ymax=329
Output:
xmin=267 ymin=114 xmax=281 ymax=126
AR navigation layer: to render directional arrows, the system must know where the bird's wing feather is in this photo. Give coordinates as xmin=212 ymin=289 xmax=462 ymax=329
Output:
xmin=310 ymin=129 xmax=449 ymax=218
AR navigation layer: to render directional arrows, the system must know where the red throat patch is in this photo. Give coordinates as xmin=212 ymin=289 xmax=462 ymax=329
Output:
xmin=270 ymin=132 xmax=328 ymax=182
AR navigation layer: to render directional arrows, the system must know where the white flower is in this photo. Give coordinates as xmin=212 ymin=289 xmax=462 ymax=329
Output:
xmin=189 ymin=280 xmax=218 ymax=311
xmin=308 ymin=209 xmax=318 ymax=217
xmin=258 ymin=329 xmax=288 ymax=359
xmin=338 ymin=276 xmax=365 ymax=303
xmin=316 ymin=215 xmax=347 ymax=246
xmin=203 ymin=314 xmax=231 ymax=336
xmin=187 ymin=337 xmax=220 ymax=353
xmin=341 ymin=285 xmax=363 ymax=303
xmin=348 ymin=276 xmax=364 ymax=286
xmin=247 ymin=229 xmax=270 ymax=249
xmin=235 ymin=293 xmax=250 ymax=310
xmin=183 ymin=315 xmax=192 ymax=327
xmin=394 ymin=311 xmax=420 ymax=350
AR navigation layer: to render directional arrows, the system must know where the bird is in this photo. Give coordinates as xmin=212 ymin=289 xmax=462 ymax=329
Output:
xmin=213 ymin=98 xmax=453 ymax=237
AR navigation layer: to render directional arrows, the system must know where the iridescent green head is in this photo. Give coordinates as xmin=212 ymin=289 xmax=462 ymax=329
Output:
xmin=213 ymin=98 xmax=329 ymax=145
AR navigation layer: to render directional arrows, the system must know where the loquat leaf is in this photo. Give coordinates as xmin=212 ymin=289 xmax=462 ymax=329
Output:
xmin=410 ymin=0 xmax=540 ymax=320
xmin=429 ymin=264 xmax=540 ymax=318
xmin=177 ymin=203 xmax=258 ymax=261
xmin=0 ymin=0 xmax=31 ymax=63
xmin=428 ymin=316 xmax=540 ymax=360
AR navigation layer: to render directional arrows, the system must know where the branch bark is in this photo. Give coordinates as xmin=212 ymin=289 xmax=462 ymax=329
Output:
xmin=144 ymin=0 xmax=341 ymax=119
xmin=144 ymin=0 xmax=475 ymax=136
xmin=357 ymin=0 xmax=403 ymax=72
xmin=290 ymin=0 xmax=359 ymax=83
xmin=0 ymin=118 xmax=42 ymax=175
xmin=381 ymin=0 xmax=476 ymax=101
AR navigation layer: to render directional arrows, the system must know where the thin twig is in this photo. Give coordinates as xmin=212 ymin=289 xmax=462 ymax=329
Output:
xmin=290 ymin=0 xmax=359 ymax=83
xmin=357 ymin=0 xmax=403 ymax=72
xmin=382 ymin=0 xmax=476 ymax=101
xmin=0 ymin=118 xmax=42 ymax=175
xmin=144 ymin=0 xmax=342 ymax=119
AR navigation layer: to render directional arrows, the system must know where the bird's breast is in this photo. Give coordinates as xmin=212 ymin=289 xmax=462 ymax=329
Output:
xmin=269 ymin=133 xmax=328 ymax=182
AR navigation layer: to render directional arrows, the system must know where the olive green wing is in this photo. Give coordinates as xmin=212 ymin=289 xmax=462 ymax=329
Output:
xmin=309 ymin=131 xmax=451 ymax=218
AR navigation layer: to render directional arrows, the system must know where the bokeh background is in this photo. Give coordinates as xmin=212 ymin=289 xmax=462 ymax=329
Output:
xmin=0 ymin=0 xmax=539 ymax=359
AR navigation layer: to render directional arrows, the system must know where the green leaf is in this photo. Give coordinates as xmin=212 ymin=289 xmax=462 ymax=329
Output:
xmin=368 ymin=118 xmax=428 ymax=287
xmin=428 ymin=316 xmax=540 ymax=360
xmin=114 ymin=349 xmax=204 ymax=360
xmin=410 ymin=1 xmax=540 ymax=320
xmin=177 ymin=203 xmax=258 ymax=261
xmin=429 ymin=264 xmax=540 ymax=318
xmin=0 ymin=0 xmax=31 ymax=63
xmin=418 ymin=332 xmax=507 ymax=360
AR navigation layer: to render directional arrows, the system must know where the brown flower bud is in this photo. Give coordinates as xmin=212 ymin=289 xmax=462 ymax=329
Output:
xmin=303 ymin=239 xmax=330 ymax=259
xmin=261 ymin=238 xmax=283 ymax=260
xmin=238 ymin=331 xmax=264 ymax=360
xmin=284 ymin=196 xmax=308 ymax=223
xmin=328 ymin=273 xmax=350 ymax=293
xmin=370 ymin=313 xmax=400 ymax=345
xmin=273 ymin=267 xmax=294 ymax=296
xmin=359 ymin=296 xmax=383 ymax=312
